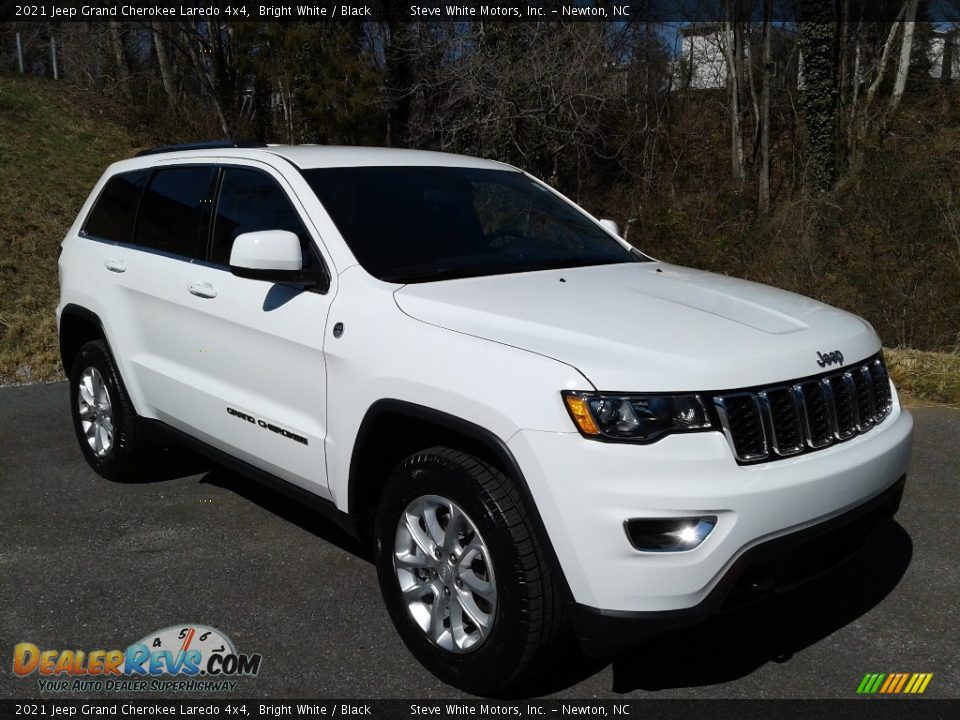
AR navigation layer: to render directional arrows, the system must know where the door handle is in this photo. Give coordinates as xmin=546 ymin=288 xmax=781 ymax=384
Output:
xmin=188 ymin=282 xmax=218 ymax=299
xmin=104 ymin=259 xmax=127 ymax=273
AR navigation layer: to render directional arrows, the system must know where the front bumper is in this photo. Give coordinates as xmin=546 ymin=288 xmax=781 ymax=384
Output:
xmin=507 ymin=401 xmax=913 ymax=617
xmin=568 ymin=475 xmax=904 ymax=656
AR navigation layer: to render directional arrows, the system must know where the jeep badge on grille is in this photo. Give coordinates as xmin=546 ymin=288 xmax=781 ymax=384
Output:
xmin=817 ymin=350 xmax=844 ymax=367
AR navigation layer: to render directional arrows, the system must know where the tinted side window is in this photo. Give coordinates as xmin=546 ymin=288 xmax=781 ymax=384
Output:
xmin=211 ymin=168 xmax=313 ymax=268
xmin=134 ymin=167 xmax=214 ymax=259
xmin=82 ymin=170 xmax=149 ymax=243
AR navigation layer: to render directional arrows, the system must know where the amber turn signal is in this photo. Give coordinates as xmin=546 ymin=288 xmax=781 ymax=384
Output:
xmin=563 ymin=394 xmax=601 ymax=435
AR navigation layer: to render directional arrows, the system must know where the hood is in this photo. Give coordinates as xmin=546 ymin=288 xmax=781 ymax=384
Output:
xmin=393 ymin=262 xmax=880 ymax=391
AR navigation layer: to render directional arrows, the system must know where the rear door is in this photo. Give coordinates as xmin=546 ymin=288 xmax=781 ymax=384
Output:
xmin=80 ymin=163 xmax=218 ymax=424
xmin=73 ymin=168 xmax=153 ymax=404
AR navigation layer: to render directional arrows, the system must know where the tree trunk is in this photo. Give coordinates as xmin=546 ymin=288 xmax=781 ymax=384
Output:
xmin=849 ymin=21 xmax=863 ymax=123
xmin=744 ymin=29 xmax=762 ymax=164
xmin=178 ymin=24 xmax=230 ymax=136
xmin=838 ymin=0 xmax=851 ymax=107
xmin=383 ymin=1 xmax=414 ymax=147
xmin=889 ymin=0 xmax=919 ymax=114
xmin=722 ymin=7 xmax=745 ymax=183
xmin=864 ymin=4 xmax=907 ymax=113
xmin=759 ymin=0 xmax=773 ymax=212
xmin=151 ymin=23 xmax=177 ymax=109
xmin=850 ymin=25 xmax=862 ymax=108
xmin=107 ymin=21 xmax=127 ymax=85
xmin=943 ymin=32 xmax=956 ymax=85
xmin=797 ymin=1 xmax=839 ymax=193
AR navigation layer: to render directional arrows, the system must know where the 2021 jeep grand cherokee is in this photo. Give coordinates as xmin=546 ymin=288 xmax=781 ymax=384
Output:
xmin=58 ymin=141 xmax=913 ymax=694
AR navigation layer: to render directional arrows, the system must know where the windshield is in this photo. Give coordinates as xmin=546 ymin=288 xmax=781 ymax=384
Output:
xmin=301 ymin=166 xmax=644 ymax=283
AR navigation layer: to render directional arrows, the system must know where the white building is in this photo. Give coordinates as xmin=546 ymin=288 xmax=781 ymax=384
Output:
xmin=676 ymin=24 xmax=730 ymax=90
xmin=929 ymin=29 xmax=959 ymax=83
xmin=677 ymin=24 xmax=959 ymax=92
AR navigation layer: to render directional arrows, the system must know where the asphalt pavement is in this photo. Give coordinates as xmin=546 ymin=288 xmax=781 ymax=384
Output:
xmin=0 ymin=382 xmax=957 ymax=699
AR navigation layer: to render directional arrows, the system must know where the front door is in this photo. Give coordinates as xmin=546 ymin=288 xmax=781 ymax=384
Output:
xmin=146 ymin=160 xmax=334 ymax=497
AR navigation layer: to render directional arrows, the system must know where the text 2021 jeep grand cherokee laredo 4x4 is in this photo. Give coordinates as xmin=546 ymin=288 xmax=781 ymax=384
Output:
xmin=58 ymin=141 xmax=913 ymax=694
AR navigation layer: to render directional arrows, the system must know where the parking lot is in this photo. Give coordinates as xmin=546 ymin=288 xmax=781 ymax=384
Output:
xmin=1 ymin=382 xmax=957 ymax=699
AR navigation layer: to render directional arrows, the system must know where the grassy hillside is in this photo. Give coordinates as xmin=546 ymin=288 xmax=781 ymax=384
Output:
xmin=0 ymin=73 xmax=146 ymax=383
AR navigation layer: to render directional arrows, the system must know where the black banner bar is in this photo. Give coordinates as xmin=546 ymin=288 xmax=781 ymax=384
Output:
xmin=1 ymin=700 xmax=959 ymax=720
xmin=5 ymin=1 xmax=960 ymax=23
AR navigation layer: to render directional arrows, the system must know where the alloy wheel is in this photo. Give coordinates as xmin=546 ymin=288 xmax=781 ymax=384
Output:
xmin=77 ymin=366 xmax=114 ymax=457
xmin=393 ymin=494 xmax=497 ymax=653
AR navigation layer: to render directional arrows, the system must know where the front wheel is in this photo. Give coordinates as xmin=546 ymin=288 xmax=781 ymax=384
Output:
xmin=374 ymin=447 xmax=563 ymax=695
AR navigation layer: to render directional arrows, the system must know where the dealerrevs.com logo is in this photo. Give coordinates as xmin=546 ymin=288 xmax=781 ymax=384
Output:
xmin=12 ymin=625 xmax=262 ymax=693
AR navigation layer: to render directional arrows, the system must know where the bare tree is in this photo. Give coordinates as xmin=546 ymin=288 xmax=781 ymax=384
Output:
xmin=758 ymin=0 xmax=773 ymax=212
xmin=797 ymin=0 xmax=838 ymax=192
xmin=107 ymin=21 xmax=128 ymax=87
xmin=721 ymin=2 xmax=746 ymax=184
xmin=889 ymin=0 xmax=919 ymax=114
xmin=150 ymin=23 xmax=178 ymax=109
xmin=173 ymin=22 xmax=231 ymax=135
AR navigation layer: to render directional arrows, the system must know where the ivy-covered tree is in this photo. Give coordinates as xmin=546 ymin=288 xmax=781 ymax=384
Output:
xmin=797 ymin=0 xmax=839 ymax=193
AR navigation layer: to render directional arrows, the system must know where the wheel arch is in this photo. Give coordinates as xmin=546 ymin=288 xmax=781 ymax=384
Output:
xmin=347 ymin=399 xmax=573 ymax=602
xmin=59 ymin=304 xmax=108 ymax=376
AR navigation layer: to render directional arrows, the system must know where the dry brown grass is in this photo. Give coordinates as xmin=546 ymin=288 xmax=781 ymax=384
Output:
xmin=0 ymin=72 xmax=145 ymax=384
xmin=885 ymin=347 xmax=960 ymax=408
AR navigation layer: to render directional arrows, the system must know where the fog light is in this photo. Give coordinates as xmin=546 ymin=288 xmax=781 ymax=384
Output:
xmin=624 ymin=516 xmax=717 ymax=552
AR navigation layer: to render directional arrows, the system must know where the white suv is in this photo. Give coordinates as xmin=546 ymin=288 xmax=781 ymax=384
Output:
xmin=58 ymin=142 xmax=913 ymax=694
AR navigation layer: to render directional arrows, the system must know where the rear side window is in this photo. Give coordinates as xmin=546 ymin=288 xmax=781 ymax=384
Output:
xmin=82 ymin=170 xmax=149 ymax=243
xmin=211 ymin=167 xmax=313 ymax=268
xmin=134 ymin=166 xmax=214 ymax=259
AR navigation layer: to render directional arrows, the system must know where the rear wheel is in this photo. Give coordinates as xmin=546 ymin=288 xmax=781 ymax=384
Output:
xmin=69 ymin=340 xmax=146 ymax=482
xmin=374 ymin=447 xmax=563 ymax=695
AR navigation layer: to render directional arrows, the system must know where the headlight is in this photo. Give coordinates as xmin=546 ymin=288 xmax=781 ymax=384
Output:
xmin=562 ymin=391 xmax=714 ymax=443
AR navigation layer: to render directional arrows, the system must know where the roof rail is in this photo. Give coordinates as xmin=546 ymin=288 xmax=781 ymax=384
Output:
xmin=135 ymin=140 xmax=266 ymax=157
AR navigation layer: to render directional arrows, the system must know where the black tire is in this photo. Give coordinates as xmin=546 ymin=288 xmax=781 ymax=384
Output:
xmin=374 ymin=447 xmax=564 ymax=695
xmin=69 ymin=339 xmax=146 ymax=482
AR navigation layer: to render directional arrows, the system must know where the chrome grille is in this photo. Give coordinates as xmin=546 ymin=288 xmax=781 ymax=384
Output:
xmin=761 ymin=387 xmax=804 ymax=456
xmin=828 ymin=373 xmax=858 ymax=440
xmin=715 ymin=356 xmax=893 ymax=464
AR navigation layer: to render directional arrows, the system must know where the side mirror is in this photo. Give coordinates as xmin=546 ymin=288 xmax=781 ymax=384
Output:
xmin=599 ymin=219 xmax=620 ymax=237
xmin=229 ymin=230 xmax=322 ymax=287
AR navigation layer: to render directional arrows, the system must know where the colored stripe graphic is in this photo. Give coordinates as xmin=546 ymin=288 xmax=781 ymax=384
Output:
xmin=893 ymin=673 xmax=910 ymax=693
xmin=857 ymin=673 xmax=886 ymax=694
xmin=857 ymin=672 xmax=933 ymax=694
xmin=911 ymin=673 xmax=933 ymax=695
xmin=883 ymin=673 xmax=904 ymax=693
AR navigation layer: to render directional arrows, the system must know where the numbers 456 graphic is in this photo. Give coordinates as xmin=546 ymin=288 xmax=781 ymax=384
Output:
xmin=137 ymin=625 xmax=260 ymax=677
